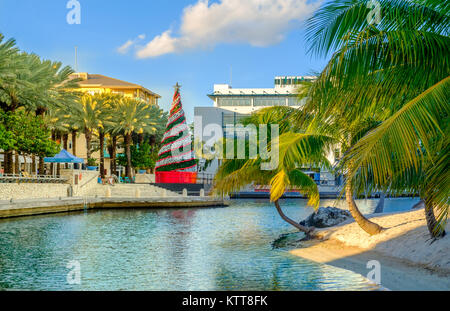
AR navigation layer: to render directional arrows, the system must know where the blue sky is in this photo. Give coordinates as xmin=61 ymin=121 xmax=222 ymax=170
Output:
xmin=0 ymin=0 xmax=328 ymax=121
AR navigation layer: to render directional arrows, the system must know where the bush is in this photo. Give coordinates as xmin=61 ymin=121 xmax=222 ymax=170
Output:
xmin=87 ymin=158 xmax=97 ymax=166
xmin=117 ymin=143 xmax=155 ymax=170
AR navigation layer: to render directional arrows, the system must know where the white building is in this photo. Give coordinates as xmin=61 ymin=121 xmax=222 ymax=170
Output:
xmin=194 ymin=76 xmax=340 ymax=188
xmin=208 ymin=76 xmax=316 ymax=114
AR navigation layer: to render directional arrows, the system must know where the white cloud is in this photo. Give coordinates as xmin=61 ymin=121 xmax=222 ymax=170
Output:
xmin=122 ymin=0 xmax=319 ymax=58
xmin=117 ymin=34 xmax=146 ymax=54
xmin=136 ymin=31 xmax=178 ymax=58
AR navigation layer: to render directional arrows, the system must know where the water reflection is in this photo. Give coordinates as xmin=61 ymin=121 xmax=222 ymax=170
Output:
xmin=0 ymin=198 xmax=418 ymax=290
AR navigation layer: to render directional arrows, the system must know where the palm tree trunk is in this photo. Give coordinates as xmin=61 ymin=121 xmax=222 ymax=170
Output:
xmin=111 ymin=135 xmax=117 ymax=175
xmin=55 ymin=132 xmax=61 ymax=175
xmin=85 ymin=129 xmax=92 ymax=160
xmin=38 ymin=157 xmax=44 ymax=176
xmin=62 ymin=133 xmax=69 ymax=169
xmin=274 ymin=200 xmax=315 ymax=234
xmin=125 ymin=133 xmax=133 ymax=180
xmin=99 ymin=131 xmax=105 ymax=179
xmin=31 ymin=155 xmax=36 ymax=174
xmin=50 ymin=130 xmax=56 ymax=173
xmin=63 ymin=133 xmax=69 ymax=150
xmin=138 ymin=133 xmax=144 ymax=145
xmin=346 ymin=181 xmax=384 ymax=235
xmin=424 ymin=201 xmax=446 ymax=238
xmin=14 ymin=151 xmax=20 ymax=174
xmin=4 ymin=150 xmax=13 ymax=174
xmin=71 ymin=130 xmax=77 ymax=156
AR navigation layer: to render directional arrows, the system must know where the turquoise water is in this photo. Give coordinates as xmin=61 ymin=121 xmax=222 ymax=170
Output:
xmin=0 ymin=198 xmax=418 ymax=290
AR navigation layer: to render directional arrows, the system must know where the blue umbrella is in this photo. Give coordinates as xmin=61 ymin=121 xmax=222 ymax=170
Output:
xmin=44 ymin=149 xmax=85 ymax=164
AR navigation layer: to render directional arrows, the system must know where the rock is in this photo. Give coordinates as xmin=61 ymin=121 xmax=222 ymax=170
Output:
xmin=271 ymin=232 xmax=306 ymax=249
xmin=299 ymin=206 xmax=351 ymax=228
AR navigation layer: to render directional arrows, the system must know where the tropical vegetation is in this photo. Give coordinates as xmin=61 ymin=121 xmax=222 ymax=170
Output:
xmin=302 ymin=0 xmax=449 ymax=238
xmin=214 ymin=0 xmax=449 ymax=239
xmin=0 ymin=33 xmax=167 ymax=180
xmin=214 ymin=107 xmax=335 ymax=235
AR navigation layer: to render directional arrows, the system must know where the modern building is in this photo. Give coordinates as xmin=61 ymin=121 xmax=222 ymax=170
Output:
xmin=194 ymin=76 xmax=339 ymax=188
xmin=207 ymin=75 xmax=315 ymax=114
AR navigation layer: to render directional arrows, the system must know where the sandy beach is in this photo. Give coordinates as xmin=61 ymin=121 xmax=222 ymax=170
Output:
xmin=290 ymin=208 xmax=450 ymax=291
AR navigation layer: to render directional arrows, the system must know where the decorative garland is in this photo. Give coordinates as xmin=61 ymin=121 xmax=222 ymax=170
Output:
xmin=155 ymin=86 xmax=197 ymax=172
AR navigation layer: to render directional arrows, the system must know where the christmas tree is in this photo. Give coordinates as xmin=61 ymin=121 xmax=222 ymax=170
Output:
xmin=155 ymin=83 xmax=197 ymax=173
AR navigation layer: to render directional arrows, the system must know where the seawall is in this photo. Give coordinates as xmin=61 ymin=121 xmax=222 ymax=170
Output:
xmin=0 ymin=197 xmax=229 ymax=219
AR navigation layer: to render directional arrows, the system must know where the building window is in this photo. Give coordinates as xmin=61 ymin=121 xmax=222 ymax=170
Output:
xmin=288 ymin=97 xmax=306 ymax=106
xmin=217 ymin=97 xmax=251 ymax=107
xmin=254 ymin=96 xmax=286 ymax=107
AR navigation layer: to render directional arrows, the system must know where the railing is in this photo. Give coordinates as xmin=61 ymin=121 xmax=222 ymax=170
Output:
xmin=0 ymin=174 xmax=68 ymax=184
xmin=315 ymin=180 xmax=338 ymax=186
xmin=78 ymin=173 xmax=101 ymax=188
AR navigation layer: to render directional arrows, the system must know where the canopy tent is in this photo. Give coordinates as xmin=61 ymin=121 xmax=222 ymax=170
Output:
xmin=44 ymin=149 xmax=84 ymax=164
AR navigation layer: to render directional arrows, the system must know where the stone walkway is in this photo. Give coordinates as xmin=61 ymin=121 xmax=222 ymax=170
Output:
xmin=0 ymin=196 xmax=228 ymax=219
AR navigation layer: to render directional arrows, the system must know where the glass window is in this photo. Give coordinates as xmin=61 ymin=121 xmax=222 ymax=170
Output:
xmin=217 ymin=97 xmax=251 ymax=107
xmin=254 ymin=96 xmax=286 ymax=107
xmin=288 ymin=97 xmax=306 ymax=106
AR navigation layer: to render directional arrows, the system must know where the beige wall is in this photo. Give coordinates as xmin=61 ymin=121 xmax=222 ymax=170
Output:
xmin=68 ymin=133 xmax=114 ymax=175
xmin=0 ymin=183 xmax=69 ymax=200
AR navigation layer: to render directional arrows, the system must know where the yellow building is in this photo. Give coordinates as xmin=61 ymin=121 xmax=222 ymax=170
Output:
xmin=67 ymin=73 xmax=161 ymax=175
xmin=70 ymin=72 xmax=161 ymax=104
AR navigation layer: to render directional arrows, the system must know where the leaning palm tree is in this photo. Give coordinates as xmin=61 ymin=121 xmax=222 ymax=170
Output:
xmin=214 ymin=107 xmax=335 ymax=235
xmin=343 ymin=82 xmax=449 ymax=237
xmin=302 ymin=0 xmax=449 ymax=237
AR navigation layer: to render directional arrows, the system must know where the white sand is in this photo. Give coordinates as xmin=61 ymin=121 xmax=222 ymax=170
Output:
xmin=290 ymin=208 xmax=450 ymax=290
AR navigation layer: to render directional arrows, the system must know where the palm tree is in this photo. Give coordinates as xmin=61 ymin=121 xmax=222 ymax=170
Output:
xmin=0 ymin=34 xmax=78 ymax=174
xmin=112 ymin=97 xmax=157 ymax=180
xmin=42 ymin=108 xmax=71 ymax=175
xmin=69 ymin=94 xmax=103 ymax=163
xmin=214 ymin=107 xmax=335 ymax=235
xmin=302 ymin=0 xmax=449 ymax=237
xmin=65 ymin=92 xmax=118 ymax=178
xmin=107 ymin=133 xmax=120 ymax=176
xmin=92 ymin=93 xmax=116 ymax=179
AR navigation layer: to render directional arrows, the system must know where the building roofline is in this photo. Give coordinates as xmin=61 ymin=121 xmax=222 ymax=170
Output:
xmin=75 ymin=73 xmax=161 ymax=98
xmin=207 ymin=93 xmax=298 ymax=98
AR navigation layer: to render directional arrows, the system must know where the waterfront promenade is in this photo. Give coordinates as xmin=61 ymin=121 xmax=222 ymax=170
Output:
xmin=0 ymin=196 xmax=228 ymax=219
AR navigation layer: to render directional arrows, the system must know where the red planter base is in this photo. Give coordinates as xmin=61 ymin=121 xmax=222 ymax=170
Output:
xmin=155 ymin=171 xmax=197 ymax=184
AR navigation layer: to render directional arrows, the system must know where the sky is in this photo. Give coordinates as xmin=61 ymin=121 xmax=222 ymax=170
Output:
xmin=0 ymin=0 xmax=329 ymax=122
